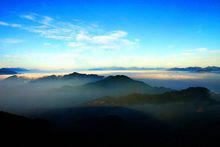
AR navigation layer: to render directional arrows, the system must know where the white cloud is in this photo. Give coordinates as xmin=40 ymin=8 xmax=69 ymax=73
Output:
xmin=41 ymin=16 xmax=53 ymax=25
xmin=20 ymin=13 xmax=37 ymax=21
xmin=0 ymin=21 xmax=21 ymax=28
xmin=5 ymin=13 xmax=139 ymax=50
xmin=0 ymin=38 xmax=24 ymax=44
xmin=20 ymin=13 xmax=54 ymax=25
xmin=0 ymin=21 xmax=9 ymax=26
xmin=92 ymin=31 xmax=128 ymax=44
xmin=0 ymin=13 xmax=140 ymax=69
xmin=11 ymin=24 xmax=22 ymax=28
xmin=71 ymin=30 xmax=137 ymax=50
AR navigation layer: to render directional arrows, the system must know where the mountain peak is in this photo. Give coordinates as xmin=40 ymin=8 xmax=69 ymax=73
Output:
xmin=81 ymin=75 xmax=171 ymax=96
xmin=67 ymin=72 xmax=82 ymax=76
xmin=104 ymin=75 xmax=133 ymax=82
xmin=63 ymin=72 xmax=104 ymax=79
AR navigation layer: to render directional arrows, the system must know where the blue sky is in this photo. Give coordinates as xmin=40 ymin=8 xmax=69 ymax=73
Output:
xmin=0 ymin=0 xmax=220 ymax=69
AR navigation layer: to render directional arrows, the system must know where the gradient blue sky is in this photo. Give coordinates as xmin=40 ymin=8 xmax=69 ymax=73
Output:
xmin=0 ymin=0 xmax=220 ymax=69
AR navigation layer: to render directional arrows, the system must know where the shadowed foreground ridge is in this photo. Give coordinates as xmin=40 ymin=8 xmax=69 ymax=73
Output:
xmin=0 ymin=111 xmax=49 ymax=147
xmin=1 ymin=105 xmax=220 ymax=147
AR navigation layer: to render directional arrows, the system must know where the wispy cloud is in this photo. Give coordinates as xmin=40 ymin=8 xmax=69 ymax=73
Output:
xmin=20 ymin=13 xmax=54 ymax=25
xmin=1 ymin=13 xmax=139 ymax=50
xmin=0 ymin=21 xmax=9 ymax=26
xmin=0 ymin=21 xmax=21 ymax=28
xmin=20 ymin=13 xmax=37 ymax=21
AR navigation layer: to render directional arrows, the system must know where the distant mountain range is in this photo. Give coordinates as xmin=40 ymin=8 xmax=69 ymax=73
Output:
xmin=0 ymin=68 xmax=17 ymax=75
xmin=1 ymin=66 xmax=220 ymax=75
xmin=0 ymin=68 xmax=29 ymax=75
xmin=89 ymin=67 xmax=165 ymax=70
xmin=169 ymin=66 xmax=220 ymax=73
xmin=89 ymin=66 xmax=220 ymax=73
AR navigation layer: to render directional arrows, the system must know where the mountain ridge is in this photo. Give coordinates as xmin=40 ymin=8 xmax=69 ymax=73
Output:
xmin=87 ymin=87 xmax=216 ymax=106
xmin=0 ymin=68 xmax=29 ymax=75
xmin=169 ymin=66 xmax=220 ymax=73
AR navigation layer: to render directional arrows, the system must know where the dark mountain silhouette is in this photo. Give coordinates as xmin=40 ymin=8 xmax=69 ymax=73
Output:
xmin=41 ymin=106 xmax=160 ymax=129
xmin=88 ymin=87 xmax=216 ymax=106
xmin=0 ymin=111 xmax=49 ymax=147
xmin=169 ymin=66 xmax=220 ymax=73
xmin=1 ymin=104 xmax=220 ymax=147
xmin=3 ymin=105 xmax=220 ymax=147
xmin=36 ymin=106 xmax=169 ymax=146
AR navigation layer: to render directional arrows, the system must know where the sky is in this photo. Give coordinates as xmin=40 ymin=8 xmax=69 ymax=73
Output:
xmin=0 ymin=0 xmax=220 ymax=70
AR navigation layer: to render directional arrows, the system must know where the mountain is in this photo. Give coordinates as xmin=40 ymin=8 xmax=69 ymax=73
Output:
xmin=41 ymin=106 xmax=159 ymax=129
xmin=0 ymin=75 xmax=30 ymax=90
xmin=89 ymin=67 xmax=165 ymax=71
xmin=82 ymin=75 xmax=171 ymax=94
xmin=0 ymin=111 xmax=48 ymax=147
xmin=31 ymin=75 xmax=60 ymax=83
xmin=58 ymin=75 xmax=171 ymax=101
xmin=169 ymin=66 xmax=220 ymax=73
xmin=31 ymin=72 xmax=104 ymax=83
xmin=0 ymin=68 xmax=29 ymax=75
xmin=3 ymin=75 xmax=29 ymax=82
xmin=2 ymin=104 xmax=220 ymax=147
xmin=202 ymin=66 xmax=220 ymax=72
xmin=6 ymin=68 xmax=29 ymax=73
xmin=0 ymin=68 xmax=17 ymax=75
xmin=37 ymin=106 xmax=168 ymax=146
xmin=87 ymin=87 xmax=216 ymax=106
xmin=20 ymin=105 xmax=220 ymax=147
xmin=30 ymin=72 xmax=104 ymax=90
xmin=62 ymin=72 xmax=104 ymax=80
